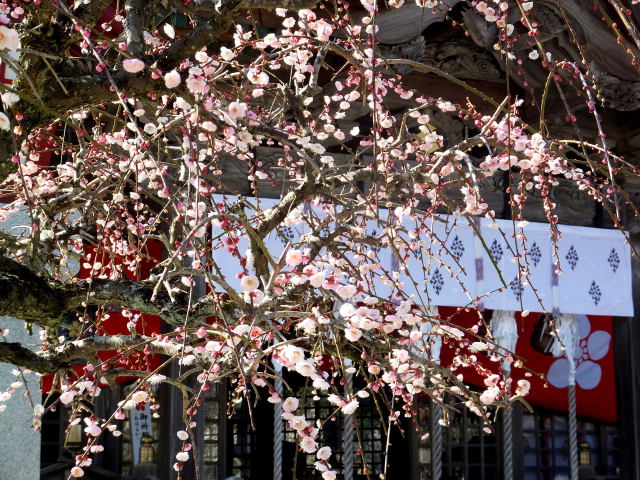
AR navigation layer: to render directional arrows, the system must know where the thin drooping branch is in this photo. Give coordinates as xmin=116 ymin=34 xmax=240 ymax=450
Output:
xmin=155 ymin=7 xmax=239 ymax=72
xmin=240 ymin=0 xmax=319 ymax=8
xmin=324 ymin=136 xmax=490 ymax=191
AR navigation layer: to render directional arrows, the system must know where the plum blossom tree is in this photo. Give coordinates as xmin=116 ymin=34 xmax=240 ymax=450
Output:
xmin=0 ymin=0 xmax=636 ymax=478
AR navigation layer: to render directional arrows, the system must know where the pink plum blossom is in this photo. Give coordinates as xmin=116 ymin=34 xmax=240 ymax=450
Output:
xmin=123 ymin=59 xmax=145 ymax=73
xmin=164 ymin=70 xmax=181 ymax=88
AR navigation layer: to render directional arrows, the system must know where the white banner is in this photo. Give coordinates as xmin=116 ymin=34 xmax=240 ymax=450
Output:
xmin=130 ymin=404 xmax=153 ymax=465
xmin=210 ymin=195 xmax=633 ymax=317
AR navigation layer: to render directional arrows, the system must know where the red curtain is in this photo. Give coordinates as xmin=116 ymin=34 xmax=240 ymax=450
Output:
xmin=439 ymin=308 xmax=617 ymax=423
xmin=42 ymin=241 xmax=164 ymax=391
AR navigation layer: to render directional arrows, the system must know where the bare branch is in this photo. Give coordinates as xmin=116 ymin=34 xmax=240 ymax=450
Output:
xmin=155 ymin=6 xmax=240 ymax=72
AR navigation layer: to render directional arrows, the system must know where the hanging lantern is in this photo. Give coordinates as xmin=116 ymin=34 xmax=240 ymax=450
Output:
xmin=579 ymin=441 xmax=592 ymax=466
xmin=531 ymin=314 xmax=556 ymax=355
xmin=139 ymin=433 xmax=156 ymax=464
xmin=64 ymin=422 xmax=82 ymax=454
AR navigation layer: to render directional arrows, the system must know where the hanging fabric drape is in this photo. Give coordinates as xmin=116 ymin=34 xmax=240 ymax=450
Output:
xmin=438 ymin=308 xmax=617 ymax=421
xmin=209 ymin=195 xmax=627 ymax=480
xmin=211 ymin=195 xmax=633 ymax=317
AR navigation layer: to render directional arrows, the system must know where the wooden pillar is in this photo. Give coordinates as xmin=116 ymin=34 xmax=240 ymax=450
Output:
xmin=93 ymin=385 xmax=122 ymax=473
xmin=342 ymin=364 xmax=355 ymax=480
xmin=511 ymin=403 xmax=525 ymax=480
xmin=613 ymin=231 xmax=640 ymax=480
xmin=184 ymin=389 xmax=206 ymax=480
xmin=158 ymin=362 xmax=183 ymax=480
xmin=614 ymin=318 xmax=640 ymax=480
xmin=217 ymin=381 xmax=228 ymax=479
xmin=189 ymin=276 xmax=207 ymax=479
xmin=502 ymin=408 xmax=513 ymax=480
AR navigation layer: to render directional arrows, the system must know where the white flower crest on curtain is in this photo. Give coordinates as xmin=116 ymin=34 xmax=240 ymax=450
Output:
xmin=547 ymin=315 xmax=611 ymax=390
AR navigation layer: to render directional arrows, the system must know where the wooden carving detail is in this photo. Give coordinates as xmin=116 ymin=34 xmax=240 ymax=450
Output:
xmin=478 ymin=171 xmax=507 ymax=218
xmin=378 ymin=36 xmax=426 ymax=74
xmin=550 ymin=180 xmax=597 ymax=226
xmin=374 ymin=0 xmax=462 ymax=44
xmin=420 ymin=39 xmax=503 ymax=81
xmin=376 ymin=0 xmax=640 ymax=112
xmin=591 ymin=65 xmax=640 ymax=112
xmin=507 ymin=0 xmax=640 ymax=111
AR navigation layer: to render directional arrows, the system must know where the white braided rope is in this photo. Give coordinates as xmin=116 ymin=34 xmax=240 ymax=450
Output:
xmin=431 ymin=404 xmax=443 ymax=480
xmin=490 ymin=310 xmax=518 ymax=371
xmin=503 ymin=408 xmax=513 ymax=480
xmin=490 ymin=310 xmax=517 ymax=480
xmin=421 ymin=305 xmax=443 ymax=480
xmin=273 ymin=362 xmax=284 ymax=480
xmin=569 ymin=384 xmax=579 ymax=480
xmin=549 ymin=313 xmax=579 ymax=480
xmin=551 ymin=314 xmax=579 ymax=384
xmin=419 ymin=305 xmax=442 ymax=362
xmin=342 ymin=359 xmax=354 ymax=480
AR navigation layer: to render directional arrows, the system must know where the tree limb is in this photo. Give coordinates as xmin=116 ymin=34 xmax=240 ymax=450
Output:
xmin=0 ymin=255 xmax=216 ymax=329
xmin=0 ymin=341 xmax=63 ymax=373
xmin=0 ymin=256 xmax=70 ymax=329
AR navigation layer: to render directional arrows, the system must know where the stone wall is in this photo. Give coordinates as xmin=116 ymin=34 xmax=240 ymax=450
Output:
xmin=0 ymin=210 xmax=40 ymax=480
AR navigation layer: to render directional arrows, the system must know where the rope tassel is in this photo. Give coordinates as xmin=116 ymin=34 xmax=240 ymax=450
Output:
xmin=419 ymin=305 xmax=442 ymax=363
xmin=490 ymin=310 xmax=518 ymax=352
xmin=550 ymin=313 xmax=579 ymax=358
xmin=490 ymin=310 xmax=518 ymax=372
